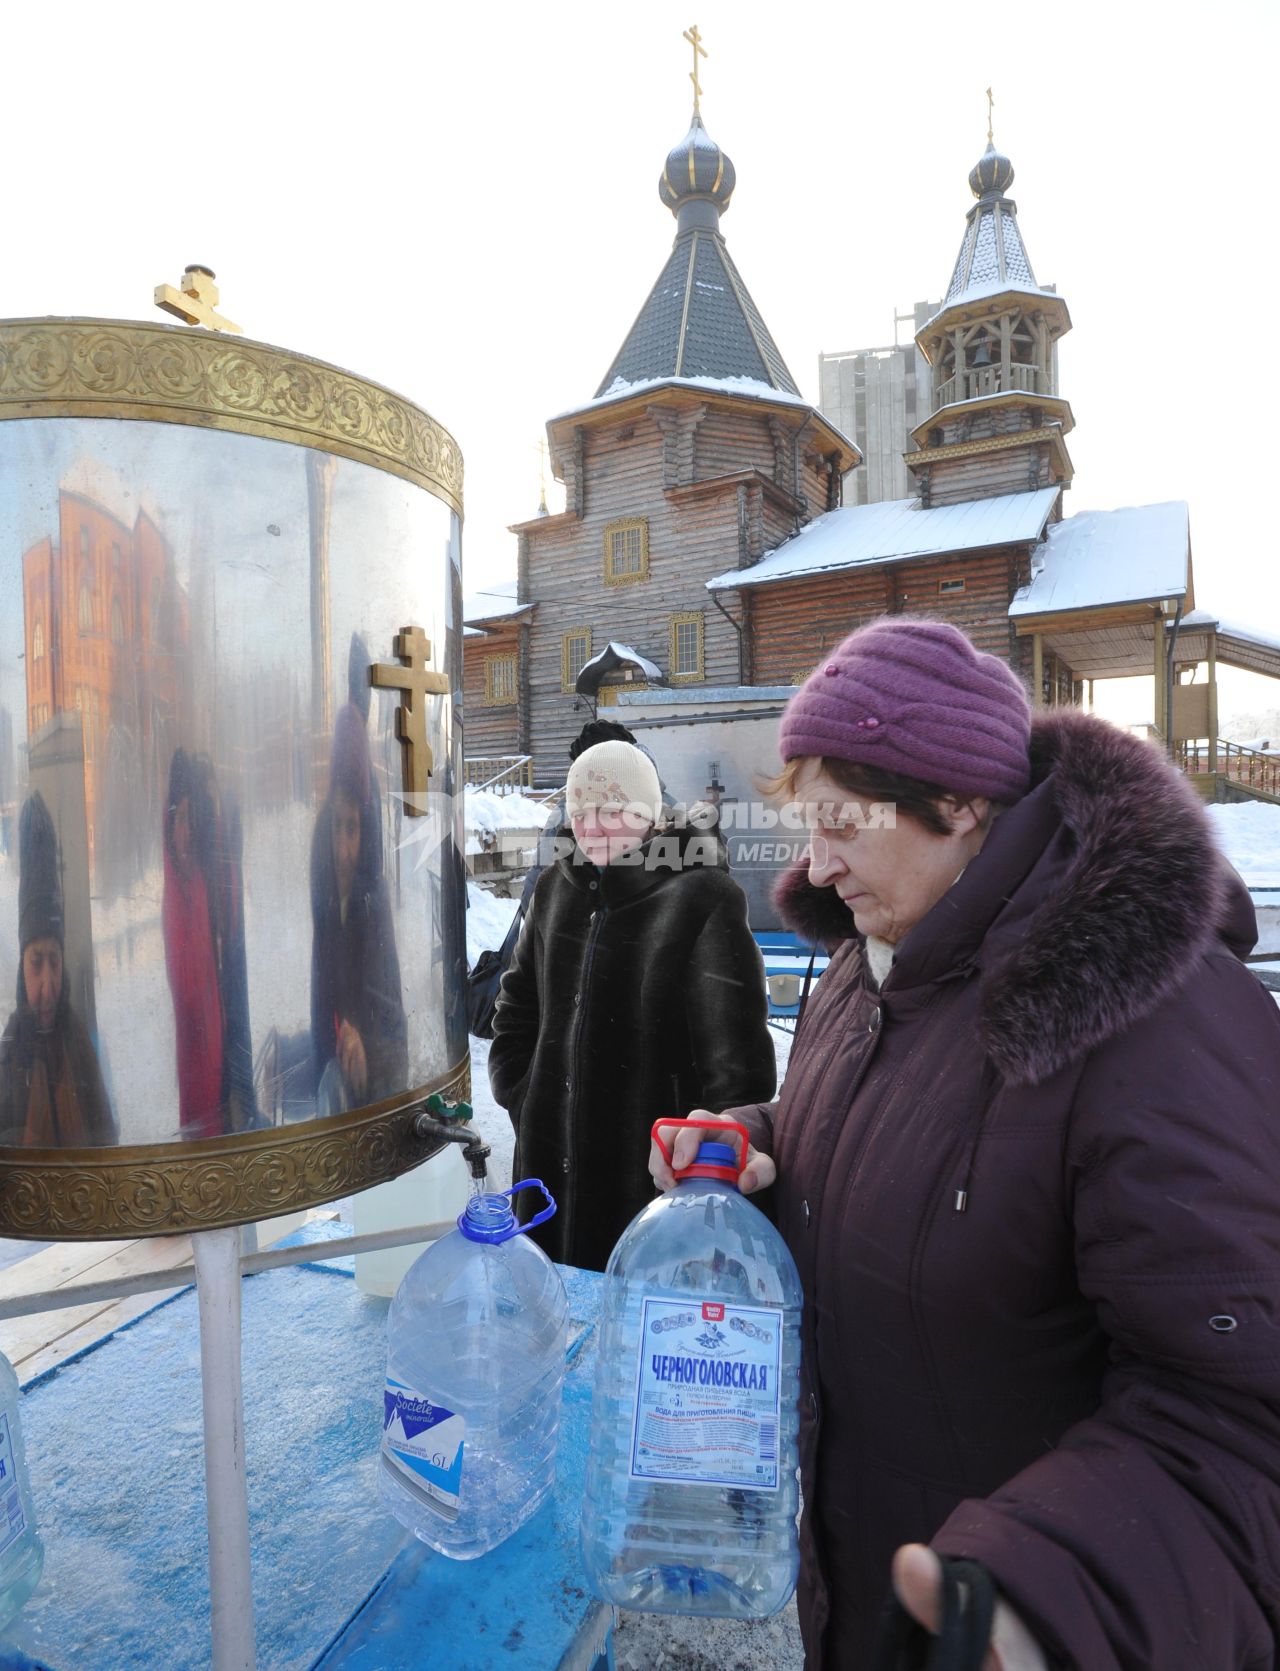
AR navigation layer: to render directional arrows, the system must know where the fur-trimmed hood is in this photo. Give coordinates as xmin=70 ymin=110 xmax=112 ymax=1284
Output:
xmin=774 ymin=710 xmax=1256 ymax=1085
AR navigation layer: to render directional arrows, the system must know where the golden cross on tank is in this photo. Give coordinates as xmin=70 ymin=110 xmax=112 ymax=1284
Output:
xmin=154 ymin=265 xmax=243 ymax=334
xmin=685 ymin=24 xmax=708 ymax=116
xmin=986 ymin=85 xmax=995 ymax=144
xmin=369 ymin=626 xmax=450 ymax=815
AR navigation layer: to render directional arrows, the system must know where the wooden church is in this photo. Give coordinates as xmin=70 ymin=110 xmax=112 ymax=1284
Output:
xmin=463 ymin=82 xmax=1279 ymax=796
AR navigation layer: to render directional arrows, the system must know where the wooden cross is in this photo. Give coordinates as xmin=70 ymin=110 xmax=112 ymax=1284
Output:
xmin=986 ymin=86 xmax=995 ymax=145
xmin=154 ymin=265 xmax=243 ymax=334
xmin=684 ymin=24 xmax=708 ymax=116
xmin=369 ymin=626 xmax=450 ymax=815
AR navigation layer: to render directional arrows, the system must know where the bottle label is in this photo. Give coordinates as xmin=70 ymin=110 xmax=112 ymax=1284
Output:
xmin=629 ymin=1297 xmax=784 ymax=1490
xmin=0 ymin=1413 xmax=27 ymax=1556
xmin=380 ymin=1377 xmax=465 ymax=1521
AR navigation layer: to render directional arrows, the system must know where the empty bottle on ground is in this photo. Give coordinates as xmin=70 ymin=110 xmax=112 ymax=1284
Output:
xmin=0 ymin=1349 xmax=43 ymax=1630
xmin=380 ymin=1182 xmax=568 ymax=1559
xmin=580 ymin=1120 xmax=802 ymax=1618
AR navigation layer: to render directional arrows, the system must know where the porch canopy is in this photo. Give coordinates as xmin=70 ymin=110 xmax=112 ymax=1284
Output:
xmin=574 ymin=639 xmax=664 ymax=699
xmin=1008 ymin=501 xmax=1192 ymax=685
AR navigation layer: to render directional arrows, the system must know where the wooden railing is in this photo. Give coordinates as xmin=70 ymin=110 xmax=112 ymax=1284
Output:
xmin=1176 ymin=740 xmax=1280 ymax=800
xmin=934 ymin=362 xmax=1041 ymax=410
xmin=464 ymin=754 xmax=535 ymax=792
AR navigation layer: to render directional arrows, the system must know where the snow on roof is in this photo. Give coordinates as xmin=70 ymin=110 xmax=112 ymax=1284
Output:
xmin=1010 ymin=502 xmax=1189 ymax=618
xmin=1179 ymin=611 xmax=1280 ymax=657
xmin=922 ymin=281 xmax=1063 ymax=330
xmin=551 ymin=374 xmax=815 ymax=423
xmin=463 ymin=579 xmax=529 ymax=625
xmin=707 ymin=487 xmax=1059 ymax=592
xmin=578 ymin=640 xmax=664 ymax=682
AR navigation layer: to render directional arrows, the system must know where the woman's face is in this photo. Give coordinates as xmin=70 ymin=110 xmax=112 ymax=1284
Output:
xmin=794 ymin=760 xmax=989 ymax=945
xmin=571 ymin=806 xmax=652 ymax=867
xmin=332 ymin=788 xmax=362 ymax=903
xmin=22 ymin=936 xmax=63 ymax=1032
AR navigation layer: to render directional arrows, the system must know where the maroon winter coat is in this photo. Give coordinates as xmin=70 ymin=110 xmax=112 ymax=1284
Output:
xmin=730 ymin=712 xmax=1280 ymax=1669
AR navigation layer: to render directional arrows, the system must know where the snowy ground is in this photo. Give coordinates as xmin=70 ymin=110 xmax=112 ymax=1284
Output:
xmin=1205 ymin=800 xmax=1280 ymax=888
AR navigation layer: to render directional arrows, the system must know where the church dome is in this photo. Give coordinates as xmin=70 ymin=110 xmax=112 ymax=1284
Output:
xmin=968 ymin=141 xmax=1015 ymax=199
xmin=659 ymin=114 xmax=735 ymax=216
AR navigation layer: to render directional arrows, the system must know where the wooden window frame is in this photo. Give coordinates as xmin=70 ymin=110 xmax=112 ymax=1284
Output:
xmin=938 ymin=578 xmax=966 ymax=595
xmin=483 ymin=652 xmax=518 ymax=708
xmin=603 ymin=517 xmax=649 ymax=587
xmin=668 ymin=612 xmax=705 ymax=682
xmin=562 ymin=626 xmax=592 ymax=693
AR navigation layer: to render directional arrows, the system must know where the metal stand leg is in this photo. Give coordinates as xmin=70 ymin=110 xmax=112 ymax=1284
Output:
xmin=193 ymin=1226 xmax=256 ymax=1670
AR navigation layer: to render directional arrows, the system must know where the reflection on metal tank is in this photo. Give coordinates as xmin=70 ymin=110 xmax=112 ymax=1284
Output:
xmin=0 ymin=319 xmax=468 ymax=1238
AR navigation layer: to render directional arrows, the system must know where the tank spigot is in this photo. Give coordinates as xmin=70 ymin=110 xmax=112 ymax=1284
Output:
xmin=415 ymin=1102 xmax=490 ymax=1181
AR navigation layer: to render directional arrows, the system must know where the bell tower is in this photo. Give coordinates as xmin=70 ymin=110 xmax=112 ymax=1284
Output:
xmin=907 ymin=113 xmax=1074 ymax=508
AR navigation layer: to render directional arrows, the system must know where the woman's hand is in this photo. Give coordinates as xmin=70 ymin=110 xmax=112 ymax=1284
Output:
xmin=337 ymin=1020 xmax=368 ymax=1098
xmin=649 ymin=1109 xmax=777 ymax=1195
xmin=891 ymin=1546 xmax=1048 ymax=1671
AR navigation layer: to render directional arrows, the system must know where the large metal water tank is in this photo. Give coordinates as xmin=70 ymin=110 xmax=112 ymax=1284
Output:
xmin=0 ymin=316 xmax=468 ymax=1237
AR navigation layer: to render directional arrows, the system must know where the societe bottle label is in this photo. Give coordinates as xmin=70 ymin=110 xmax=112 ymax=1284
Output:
xmin=0 ymin=1414 xmax=27 ymax=1557
xmin=629 ymin=1297 xmax=783 ymax=1489
xmin=381 ymin=1377 xmax=465 ymax=1521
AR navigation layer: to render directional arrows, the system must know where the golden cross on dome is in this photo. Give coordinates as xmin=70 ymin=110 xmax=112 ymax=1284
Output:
xmin=684 ymin=24 xmax=708 ymax=117
xmin=369 ymin=626 xmax=450 ymax=815
xmin=154 ymin=265 xmax=243 ymax=334
xmin=986 ymin=86 xmax=995 ymax=145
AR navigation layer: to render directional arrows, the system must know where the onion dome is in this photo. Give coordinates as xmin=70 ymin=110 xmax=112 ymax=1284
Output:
xmin=658 ymin=114 xmax=735 ymax=219
xmin=969 ymin=141 xmax=1015 ymax=200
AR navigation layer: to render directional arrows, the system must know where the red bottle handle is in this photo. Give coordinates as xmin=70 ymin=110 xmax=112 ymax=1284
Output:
xmin=651 ymin=1117 xmax=750 ymax=1179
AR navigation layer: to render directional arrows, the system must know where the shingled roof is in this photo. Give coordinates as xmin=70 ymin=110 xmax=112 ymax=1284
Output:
xmin=593 ymin=113 xmax=800 ymax=399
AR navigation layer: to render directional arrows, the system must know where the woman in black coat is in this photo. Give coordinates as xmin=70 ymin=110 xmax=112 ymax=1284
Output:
xmin=489 ymin=740 xmax=775 ymax=1271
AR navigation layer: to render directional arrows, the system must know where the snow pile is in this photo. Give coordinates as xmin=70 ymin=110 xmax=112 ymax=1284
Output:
xmin=466 ymin=881 xmax=520 ymax=967
xmin=463 ymin=787 xmax=552 ymax=855
xmin=1206 ymin=801 xmax=1280 ymax=888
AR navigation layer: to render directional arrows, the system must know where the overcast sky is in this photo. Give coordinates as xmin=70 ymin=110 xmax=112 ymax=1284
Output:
xmin=6 ymin=0 xmax=1277 ymax=722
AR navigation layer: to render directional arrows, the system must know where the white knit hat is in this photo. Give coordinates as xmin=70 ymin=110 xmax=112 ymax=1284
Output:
xmin=565 ymin=741 xmax=662 ymax=824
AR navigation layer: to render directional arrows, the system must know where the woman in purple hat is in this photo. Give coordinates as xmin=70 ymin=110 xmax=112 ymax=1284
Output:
xmin=654 ymin=618 xmax=1280 ymax=1670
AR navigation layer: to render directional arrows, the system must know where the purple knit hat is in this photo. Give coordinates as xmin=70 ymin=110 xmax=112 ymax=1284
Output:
xmin=779 ymin=619 xmax=1032 ymax=803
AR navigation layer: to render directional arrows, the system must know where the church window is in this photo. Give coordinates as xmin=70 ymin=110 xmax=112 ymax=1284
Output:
xmin=32 ymin=620 xmax=44 ymax=662
xmin=111 ymin=595 xmax=124 ymax=645
xmin=603 ymin=518 xmax=649 ymax=585
xmin=79 ymin=527 xmax=90 ymax=559
xmin=562 ymin=627 xmax=592 ymax=692
xmin=78 ymin=572 xmax=94 ymax=634
xmin=669 ymin=613 xmax=704 ymax=681
xmin=485 ymin=654 xmax=517 ymax=706
xmin=938 ymin=578 xmax=966 ymax=595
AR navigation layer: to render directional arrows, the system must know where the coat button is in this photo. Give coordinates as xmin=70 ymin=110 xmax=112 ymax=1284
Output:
xmin=1210 ymin=1314 xmax=1238 ymax=1333
xmin=564 ymin=1077 xmax=572 ymax=1091
xmin=562 ymin=1157 xmax=571 ymax=1173
xmin=868 ymin=1006 xmax=881 ymax=1034
xmin=573 ymin=993 xmax=581 ymax=1006
xmin=589 ymin=881 xmax=598 ymax=891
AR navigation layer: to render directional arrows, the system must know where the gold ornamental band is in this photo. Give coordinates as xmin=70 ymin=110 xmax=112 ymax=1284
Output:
xmin=0 ymin=1059 xmax=472 ymax=1240
xmin=0 ymin=319 xmax=463 ymax=516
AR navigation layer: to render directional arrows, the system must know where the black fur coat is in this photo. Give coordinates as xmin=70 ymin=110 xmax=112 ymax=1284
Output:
xmin=488 ymin=824 xmax=775 ymax=1270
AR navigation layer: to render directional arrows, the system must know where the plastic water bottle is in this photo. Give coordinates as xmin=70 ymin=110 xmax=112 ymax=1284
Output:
xmin=380 ymin=1181 xmax=569 ymax=1559
xmin=0 ymin=1351 xmax=43 ymax=1630
xmin=580 ymin=1119 xmax=803 ymax=1618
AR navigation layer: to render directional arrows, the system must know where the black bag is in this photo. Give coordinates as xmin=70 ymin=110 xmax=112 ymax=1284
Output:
xmin=466 ymin=904 xmax=525 ymax=1039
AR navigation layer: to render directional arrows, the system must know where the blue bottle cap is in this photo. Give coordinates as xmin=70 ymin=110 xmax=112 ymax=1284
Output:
xmin=696 ymin=1142 xmax=738 ymax=1167
xmin=458 ymin=1193 xmax=519 ymax=1243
